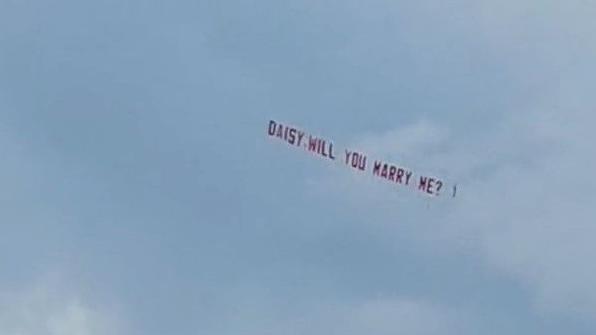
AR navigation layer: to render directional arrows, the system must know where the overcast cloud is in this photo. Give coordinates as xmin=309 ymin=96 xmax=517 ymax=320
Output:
xmin=1 ymin=0 xmax=595 ymax=334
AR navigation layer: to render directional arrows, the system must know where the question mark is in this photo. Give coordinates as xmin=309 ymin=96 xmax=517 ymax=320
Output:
xmin=436 ymin=180 xmax=443 ymax=195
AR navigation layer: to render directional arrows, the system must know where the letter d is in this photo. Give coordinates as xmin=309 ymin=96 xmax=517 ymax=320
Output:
xmin=268 ymin=120 xmax=277 ymax=136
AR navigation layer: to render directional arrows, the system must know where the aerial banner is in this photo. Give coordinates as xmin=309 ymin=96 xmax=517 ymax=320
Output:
xmin=267 ymin=119 xmax=457 ymax=198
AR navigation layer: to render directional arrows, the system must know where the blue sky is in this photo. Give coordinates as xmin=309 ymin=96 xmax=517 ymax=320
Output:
xmin=1 ymin=1 xmax=595 ymax=334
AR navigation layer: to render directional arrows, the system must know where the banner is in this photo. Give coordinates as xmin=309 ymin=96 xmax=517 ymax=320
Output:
xmin=267 ymin=120 xmax=457 ymax=198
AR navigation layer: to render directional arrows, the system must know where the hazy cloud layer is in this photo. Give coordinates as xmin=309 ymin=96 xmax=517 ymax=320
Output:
xmin=219 ymin=297 xmax=473 ymax=335
xmin=0 ymin=277 xmax=124 ymax=335
xmin=1 ymin=0 xmax=595 ymax=334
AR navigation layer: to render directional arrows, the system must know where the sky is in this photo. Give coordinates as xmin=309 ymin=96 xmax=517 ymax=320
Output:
xmin=1 ymin=0 xmax=595 ymax=334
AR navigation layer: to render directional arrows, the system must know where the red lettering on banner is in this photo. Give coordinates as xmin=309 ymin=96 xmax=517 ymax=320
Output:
xmin=349 ymin=152 xmax=365 ymax=170
xmin=381 ymin=164 xmax=388 ymax=178
xmin=405 ymin=171 xmax=413 ymax=185
xmin=388 ymin=166 xmax=396 ymax=181
xmin=321 ymin=140 xmax=328 ymax=157
xmin=267 ymin=121 xmax=454 ymax=198
xmin=268 ymin=120 xmax=277 ymax=136
xmin=297 ymin=131 xmax=305 ymax=147
xmin=305 ymin=136 xmax=335 ymax=161
xmin=419 ymin=177 xmax=428 ymax=192
xmin=351 ymin=152 xmax=358 ymax=167
xmin=345 ymin=150 xmax=352 ymax=165
xmin=269 ymin=121 xmax=305 ymax=148
xmin=396 ymin=168 xmax=404 ymax=184
xmin=436 ymin=180 xmax=444 ymax=195
xmin=373 ymin=161 xmax=382 ymax=175
xmin=308 ymin=136 xmax=317 ymax=151
xmin=427 ymin=178 xmax=435 ymax=195
xmin=288 ymin=128 xmax=297 ymax=145
xmin=372 ymin=160 xmax=416 ymax=187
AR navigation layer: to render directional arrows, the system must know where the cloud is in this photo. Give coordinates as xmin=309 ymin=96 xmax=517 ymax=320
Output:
xmin=335 ymin=91 xmax=596 ymax=322
xmin=309 ymin=0 xmax=596 ymax=322
xmin=218 ymin=294 xmax=472 ymax=335
xmin=355 ymin=120 xmax=450 ymax=165
xmin=343 ymin=298 xmax=470 ymax=335
xmin=0 ymin=277 xmax=125 ymax=335
xmin=2 ymin=0 xmax=595 ymax=333
xmin=447 ymin=105 xmax=596 ymax=318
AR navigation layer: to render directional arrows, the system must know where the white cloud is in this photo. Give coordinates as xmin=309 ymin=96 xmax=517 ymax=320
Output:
xmin=0 ymin=278 xmax=124 ymax=335
xmin=356 ymin=120 xmax=449 ymax=158
xmin=220 ymin=294 xmax=472 ymax=335
xmin=449 ymin=108 xmax=596 ymax=317
xmin=317 ymin=0 xmax=596 ymax=322
xmin=338 ymin=94 xmax=596 ymax=321
xmin=343 ymin=298 xmax=470 ymax=335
